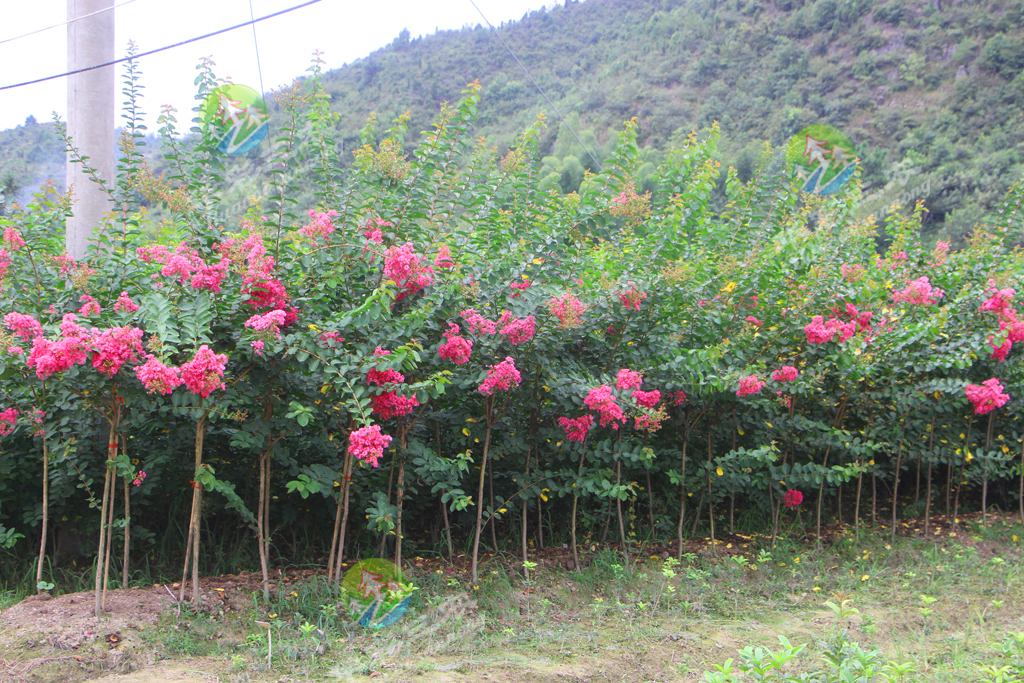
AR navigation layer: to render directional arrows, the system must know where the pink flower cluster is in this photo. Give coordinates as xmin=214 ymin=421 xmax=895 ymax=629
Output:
xmin=244 ymin=310 xmax=287 ymax=355
xmin=548 ymin=294 xmax=585 ymax=329
xmin=510 ymin=280 xmax=531 ymax=298
xmin=979 ymin=280 xmax=1016 ymax=318
xmin=361 ymin=217 xmax=391 ymax=250
xmin=25 ymin=316 xmax=142 ymax=380
xmin=4 ymin=312 xmax=43 ymax=340
xmin=772 ymin=366 xmax=799 ymax=382
xmin=964 ymin=378 xmax=1010 ymax=415
xmin=298 ymin=209 xmax=338 ymax=243
xmin=90 ymin=326 xmax=144 ymax=377
xmin=438 ymin=323 xmax=472 ymax=364
xmin=891 ymin=277 xmax=944 ymax=305
xmin=584 ymin=384 xmax=625 ymax=429
xmin=736 ymin=374 xmax=765 ymax=397
xmin=558 ymin=415 xmax=594 ymax=442
xmin=932 ymin=241 xmax=950 ymax=266
xmin=840 ymin=263 xmax=865 ymax=282
xmin=672 ymin=390 xmax=687 ymax=405
xmin=216 ymin=229 xmax=275 ymax=280
xmin=113 ymin=291 xmax=139 ymax=313
xmin=498 ymin=312 xmax=536 ymax=345
xmin=27 ymin=335 xmax=89 ymax=379
xmin=180 ymin=345 xmax=228 ymax=398
xmin=434 ymin=245 xmax=455 ymax=269
xmin=0 ymin=248 xmax=10 ymax=281
xmin=137 ymin=242 xmax=231 ymax=292
xmin=78 ymin=295 xmax=101 ymax=316
xmin=349 ymin=425 xmax=392 ymax=467
xmin=978 ymin=280 xmax=1021 ymax=360
xmin=135 ymin=355 xmax=182 ymax=395
xmin=384 ymin=243 xmax=434 ymax=303
xmin=367 ymin=348 xmax=419 ymax=419
xmin=744 ymin=316 xmax=763 ymax=328
xmin=0 ymin=408 xmax=17 ymax=436
xmin=619 ymin=282 xmax=647 ymax=311
xmin=478 ymin=357 xmax=522 ymax=395
xmin=132 ymin=470 xmax=147 ymax=487
xmin=633 ymin=389 xmax=661 ymax=409
xmin=804 ymin=315 xmax=856 ymax=345
xmin=242 ymin=277 xmax=298 ymax=327
xmin=616 ymin=368 xmax=643 ymax=391
xmin=460 ymin=308 xmax=498 ymax=335
xmin=3 ymin=227 xmax=25 ymax=251
xmin=783 ymin=489 xmax=803 ymax=509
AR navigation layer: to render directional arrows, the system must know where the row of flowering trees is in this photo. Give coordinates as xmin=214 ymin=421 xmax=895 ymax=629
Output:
xmin=0 ymin=57 xmax=1022 ymax=616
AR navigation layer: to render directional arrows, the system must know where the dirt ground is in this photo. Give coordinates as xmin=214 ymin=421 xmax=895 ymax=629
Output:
xmin=2 ymin=512 xmax=1021 ymax=683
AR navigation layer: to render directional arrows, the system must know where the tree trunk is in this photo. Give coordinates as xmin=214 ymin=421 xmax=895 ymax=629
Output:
xmin=690 ymin=489 xmax=704 ymax=538
xmin=122 ymin=472 xmax=130 ymax=589
xmin=615 ymin=460 xmax=630 ymax=564
xmin=488 ymin=458 xmax=498 ymax=553
xmin=333 ymin=451 xmax=354 ymax=581
xmin=891 ymin=421 xmax=907 ymax=541
xmin=571 ymin=441 xmax=587 ymax=571
xmin=441 ymin=496 xmax=453 ymax=560
xmin=36 ymin=441 xmax=49 ymax=593
xmin=1019 ymin=439 xmax=1024 ymax=526
xmin=522 ymin=447 xmax=531 ymax=570
xmin=676 ymin=435 xmax=688 ymax=561
xmin=537 ymin=497 xmax=544 ymax=548
xmin=871 ymin=472 xmax=877 ymax=525
xmin=924 ymin=418 xmax=935 ymax=536
xmin=470 ymin=397 xmax=494 ymax=584
xmin=925 ymin=463 xmax=933 ymax=536
xmin=102 ymin=469 xmax=116 ymax=610
xmin=181 ymin=414 xmax=206 ymax=603
xmin=327 ymin=496 xmax=342 ymax=581
xmin=258 ymin=446 xmax=271 ymax=601
xmin=982 ymin=414 xmax=994 ymax=524
xmin=854 ymin=470 xmax=863 ymax=537
xmin=94 ymin=424 xmax=118 ymax=618
xmin=395 ymin=456 xmax=406 ymax=571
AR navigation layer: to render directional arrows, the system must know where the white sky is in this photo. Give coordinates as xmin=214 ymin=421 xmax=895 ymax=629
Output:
xmin=0 ymin=0 xmax=558 ymax=131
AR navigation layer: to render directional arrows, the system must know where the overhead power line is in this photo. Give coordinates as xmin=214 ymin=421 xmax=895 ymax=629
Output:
xmin=467 ymin=0 xmax=602 ymax=171
xmin=0 ymin=0 xmax=323 ymax=92
xmin=0 ymin=0 xmax=140 ymax=47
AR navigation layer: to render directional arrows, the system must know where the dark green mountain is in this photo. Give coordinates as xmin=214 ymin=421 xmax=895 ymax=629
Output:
xmin=3 ymin=0 xmax=1024 ymax=242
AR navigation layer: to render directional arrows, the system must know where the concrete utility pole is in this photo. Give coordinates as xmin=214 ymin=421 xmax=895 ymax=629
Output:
xmin=66 ymin=0 xmax=115 ymax=260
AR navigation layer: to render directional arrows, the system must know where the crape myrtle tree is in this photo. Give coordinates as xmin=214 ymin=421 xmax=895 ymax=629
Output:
xmin=0 ymin=53 xmax=1022 ymax=608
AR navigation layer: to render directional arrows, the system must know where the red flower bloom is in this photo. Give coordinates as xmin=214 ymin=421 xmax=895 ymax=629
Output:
xmin=736 ymin=374 xmax=765 ymax=397
xmin=783 ymin=490 xmax=803 ymax=509
xmin=558 ymin=415 xmax=593 ymax=443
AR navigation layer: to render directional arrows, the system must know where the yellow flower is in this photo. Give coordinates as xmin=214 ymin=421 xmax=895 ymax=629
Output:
xmin=716 ymin=467 xmax=724 ymax=476
xmin=722 ymin=281 xmax=737 ymax=293
xmin=861 ymin=575 xmax=870 ymax=582
xmin=499 ymin=508 xmax=507 ymax=514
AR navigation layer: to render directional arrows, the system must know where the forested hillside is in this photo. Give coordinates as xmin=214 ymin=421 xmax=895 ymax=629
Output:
xmin=3 ymin=0 xmax=1024 ymax=242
